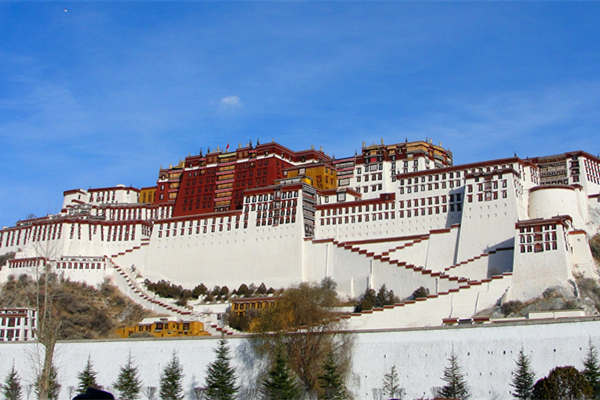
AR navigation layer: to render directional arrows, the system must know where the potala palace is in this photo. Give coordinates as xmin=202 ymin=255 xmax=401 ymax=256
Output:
xmin=1 ymin=139 xmax=600 ymax=331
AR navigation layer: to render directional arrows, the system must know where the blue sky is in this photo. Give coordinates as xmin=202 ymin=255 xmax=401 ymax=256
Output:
xmin=1 ymin=2 xmax=599 ymax=227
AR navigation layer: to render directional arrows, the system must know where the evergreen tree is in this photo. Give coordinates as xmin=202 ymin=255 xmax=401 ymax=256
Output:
xmin=438 ymin=351 xmax=470 ymax=400
xmin=35 ymin=365 xmax=60 ymax=400
xmin=77 ymin=356 xmax=100 ymax=394
xmin=159 ymin=352 xmax=184 ymax=400
xmin=510 ymin=348 xmax=535 ymax=400
xmin=354 ymin=288 xmax=377 ymax=312
xmin=114 ymin=353 xmax=142 ymax=400
xmin=583 ymin=340 xmax=600 ymax=400
xmin=261 ymin=347 xmax=300 ymax=400
xmin=532 ymin=366 xmax=592 ymax=399
xmin=318 ymin=351 xmax=348 ymax=400
xmin=2 ymin=364 xmax=22 ymax=400
xmin=382 ymin=365 xmax=404 ymax=399
xmin=257 ymin=283 xmax=268 ymax=295
xmin=47 ymin=366 xmax=60 ymax=400
xmin=204 ymin=338 xmax=239 ymax=400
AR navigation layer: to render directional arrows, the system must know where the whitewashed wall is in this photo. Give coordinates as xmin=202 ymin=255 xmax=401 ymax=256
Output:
xmin=509 ymin=225 xmax=572 ymax=301
xmin=142 ymin=223 xmax=305 ymax=290
xmin=529 ymin=187 xmax=584 ymax=227
xmin=1 ymin=320 xmax=599 ymax=400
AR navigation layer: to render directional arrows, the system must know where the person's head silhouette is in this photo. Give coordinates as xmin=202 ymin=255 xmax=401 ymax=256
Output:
xmin=72 ymin=387 xmax=115 ymax=399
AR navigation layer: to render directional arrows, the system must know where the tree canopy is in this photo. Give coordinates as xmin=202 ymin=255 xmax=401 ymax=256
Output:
xmin=204 ymin=339 xmax=239 ymax=400
xmin=532 ymin=366 xmax=591 ymax=400
xmin=251 ymin=279 xmax=353 ymax=396
xmin=510 ymin=348 xmax=535 ymax=400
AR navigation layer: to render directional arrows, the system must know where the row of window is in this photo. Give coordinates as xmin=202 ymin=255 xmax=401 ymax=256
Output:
xmin=584 ymin=158 xmax=600 ymax=185
xmin=466 ymin=191 xmax=508 ymax=202
xmin=0 ymin=317 xmax=28 ymax=327
xmin=356 ymin=173 xmax=383 ymax=183
xmin=246 ymin=200 xmax=297 ymax=212
xmin=518 ymin=224 xmax=559 ymax=253
xmin=320 ymin=211 xmax=396 ymax=226
xmin=356 ymin=184 xmax=384 ymax=193
xmin=399 ymin=180 xmax=462 ymax=194
xmin=320 ymin=202 xmax=465 ymax=221
xmin=56 ymin=262 xmax=104 ymax=270
xmin=519 ymin=232 xmax=557 ymax=243
xmin=400 ymin=204 xmax=462 ymax=217
xmin=519 ymin=242 xmax=558 ymax=253
xmin=321 ymin=192 xmax=351 ymax=203
xmin=7 ymin=259 xmax=43 ymax=268
xmin=0 ymin=224 xmax=63 ymax=248
xmin=356 ymin=164 xmax=384 ymax=175
xmin=90 ymin=190 xmax=117 ymax=203
xmin=0 ymin=329 xmax=32 ymax=341
xmin=159 ymin=223 xmax=240 ymax=236
xmin=468 ymin=180 xmax=508 ymax=192
xmin=256 ymin=208 xmax=295 ymax=218
xmin=399 ymin=170 xmax=463 ymax=185
xmin=257 ymin=216 xmax=296 ymax=226
xmin=519 ymin=224 xmax=557 ymax=233
xmin=2 ymin=222 xmax=148 ymax=246
xmin=584 ymin=157 xmax=600 ymax=185
xmin=68 ymin=224 xmax=138 ymax=242
xmin=399 ymin=194 xmax=461 ymax=209
xmin=246 ymin=191 xmax=299 ymax=203
xmin=107 ymin=207 xmax=155 ymax=221
xmin=158 ymin=216 xmax=242 ymax=237
xmin=320 ymin=201 xmax=395 ymax=217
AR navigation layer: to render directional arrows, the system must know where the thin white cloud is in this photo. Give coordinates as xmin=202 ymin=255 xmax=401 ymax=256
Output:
xmin=220 ymin=95 xmax=241 ymax=107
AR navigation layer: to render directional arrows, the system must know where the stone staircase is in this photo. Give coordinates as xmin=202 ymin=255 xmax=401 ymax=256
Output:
xmin=106 ymin=243 xmax=240 ymax=336
xmin=315 ymin=238 xmax=467 ymax=295
xmin=444 ymin=247 xmax=514 ymax=280
xmin=380 ymin=235 xmax=430 ymax=259
xmin=341 ymin=272 xmax=512 ymax=330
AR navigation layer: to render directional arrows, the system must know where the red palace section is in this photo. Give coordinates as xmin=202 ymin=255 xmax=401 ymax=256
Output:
xmin=166 ymin=142 xmax=331 ymax=217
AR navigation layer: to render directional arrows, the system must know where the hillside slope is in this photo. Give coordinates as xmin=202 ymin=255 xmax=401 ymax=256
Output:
xmin=0 ymin=274 xmax=154 ymax=339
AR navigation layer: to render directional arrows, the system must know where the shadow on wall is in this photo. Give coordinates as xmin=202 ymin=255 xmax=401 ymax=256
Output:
xmin=486 ymin=237 xmax=515 ymax=277
xmin=235 ymin=339 xmax=269 ymax=396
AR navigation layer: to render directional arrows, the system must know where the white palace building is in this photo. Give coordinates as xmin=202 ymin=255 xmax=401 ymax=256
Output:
xmin=1 ymin=139 xmax=599 ymax=330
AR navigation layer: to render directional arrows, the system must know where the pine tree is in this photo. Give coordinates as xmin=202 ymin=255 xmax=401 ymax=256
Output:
xmin=382 ymin=365 xmax=404 ymax=399
xmin=159 ymin=352 xmax=184 ymax=400
xmin=114 ymin=353 xmax=142 ymax=400
xmin=318 ymin=351 xmax=348 ymax=400
xmin=438 ymin=351 xmax=470 ymax=400
xmin=261 ymin=347 xmax=300 ymax=400
xmin=35 ymin=365 xmax=60 ymax=400
xmin=77 ymin=356 xmax=100 ymax=394
xmin=510 ymin=348 xmax=535 ymax=400
xmin=532 ymin=366 xmax=592 ymax=399
xmin=47 ymin=366 xmax=60 ymax=400
xmin=2 ymin=364 xmax=22 ymax=400
xmin=583 ymin=340 xmax=600 ymax=400
xmin=204 ymin=338 xmax=239 ymax=400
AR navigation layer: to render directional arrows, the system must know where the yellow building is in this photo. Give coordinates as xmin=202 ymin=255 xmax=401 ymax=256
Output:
xmin=116 ymin=317 xmax=210 ymax=338
xmin=138 ymin=187 xmax=157 ymax=204
xmin=284 ymin=163 xmax=337 ymax=191
xmin=230 ymin=296 xmax=278 ymax=317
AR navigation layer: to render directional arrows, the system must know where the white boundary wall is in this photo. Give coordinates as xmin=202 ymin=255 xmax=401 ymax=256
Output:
xmin=1 ymin=319 xmax=600 ymax=400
